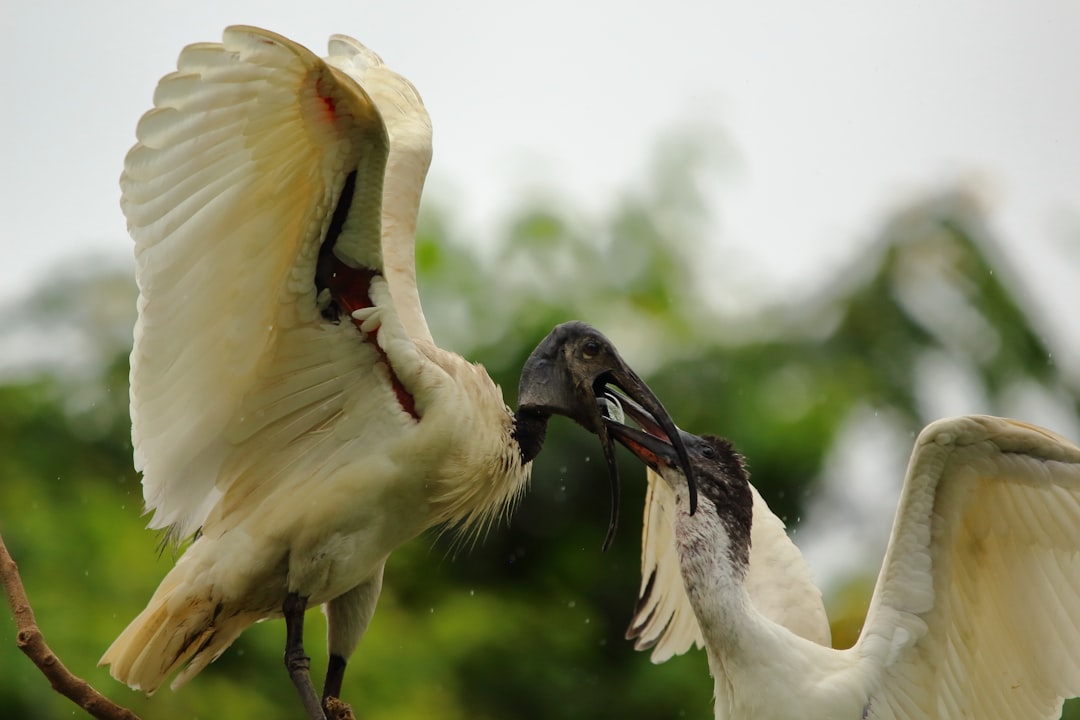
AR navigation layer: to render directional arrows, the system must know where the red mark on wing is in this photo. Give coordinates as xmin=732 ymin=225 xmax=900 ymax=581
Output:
xmin=318 ymin=94 xmax=337 ymax=120
xmin=314 ymin=75 xmax=339 ymax=123
xmin=324 ymin=259 xmax=420 ymax=421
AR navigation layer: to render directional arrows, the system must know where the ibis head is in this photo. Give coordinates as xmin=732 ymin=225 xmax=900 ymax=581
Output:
xmin=516 ymin=321 xmax=696 ymax=549
xmin=604 ymin=414 xmax=753 ymax=573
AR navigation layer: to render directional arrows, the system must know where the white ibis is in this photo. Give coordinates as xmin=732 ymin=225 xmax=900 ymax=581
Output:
xmin=606 ymin=405 xmax=1080 ymax=719
xmin=100 ymin=26 xmax=693 ymax=719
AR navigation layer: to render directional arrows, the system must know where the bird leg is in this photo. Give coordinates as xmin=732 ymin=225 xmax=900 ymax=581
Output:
xmin=322 ymin=654 xmax=347 ymax=709
xmin=283 ymin=592 xmax=327 ymax=720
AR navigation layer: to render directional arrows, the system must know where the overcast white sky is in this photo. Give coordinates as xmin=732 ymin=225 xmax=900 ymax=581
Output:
xmin=3 ymin=0 xmax=1078 ymax=320
xmin=2 ymin=0 xmax=1079 ymax=593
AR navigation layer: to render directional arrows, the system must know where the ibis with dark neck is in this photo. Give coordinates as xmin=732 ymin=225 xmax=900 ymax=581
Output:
xmin=607 ymin=407 xmax=1080 ymax=720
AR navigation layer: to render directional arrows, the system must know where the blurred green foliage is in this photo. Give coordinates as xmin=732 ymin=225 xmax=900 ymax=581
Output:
xmin=1 ymin=137 xmax=1078 ymax=719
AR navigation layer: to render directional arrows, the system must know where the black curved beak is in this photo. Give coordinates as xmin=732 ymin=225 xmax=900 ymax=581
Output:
xmin=600 ymin=393 xmax=698 ymax=515
xmin=603 ymin=419 xmax=682 ymax=475
xmin=516 ymin=321 xmax=696 ymax=549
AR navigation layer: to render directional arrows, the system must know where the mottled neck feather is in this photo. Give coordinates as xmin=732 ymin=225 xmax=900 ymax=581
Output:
xmin=678 ymin=518 xmax=773 ymax=712
xmin=697 ymin=442 xmax=754 ymax=571
xmin=681 ymin=513 xmax=848 ymax=720
xmin=674 ymin=457 xmax=834 ymax=714
xmin=676 ymin=450 xmax=755 ymax=646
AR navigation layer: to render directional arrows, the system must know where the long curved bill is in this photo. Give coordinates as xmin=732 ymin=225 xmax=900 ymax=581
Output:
xmin=517 ymin=321 xmax=696 ymax=549
xmin=603 ymin=415 xmax=681 ymax=474
xmin=589 ymin=370 xmax=697 ymax=549
xmin=599 ymin=392 xmax=698 ymax=516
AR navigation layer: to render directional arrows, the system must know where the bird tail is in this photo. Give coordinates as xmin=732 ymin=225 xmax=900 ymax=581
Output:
xmin=99 ymin=559 xmax=258 ymax=694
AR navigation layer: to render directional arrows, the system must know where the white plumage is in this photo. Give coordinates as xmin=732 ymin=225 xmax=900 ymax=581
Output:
xmin=104 ymin=26 xmax=526 ymax=698
xmin=101 ymin=26 xmax=688 ymax=717
xmin=611 ymin=414 xmax=1080 ymax=719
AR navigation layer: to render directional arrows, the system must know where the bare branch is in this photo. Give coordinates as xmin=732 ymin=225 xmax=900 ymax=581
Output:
xmin=0 ymin=530 xmax=141 ymax=720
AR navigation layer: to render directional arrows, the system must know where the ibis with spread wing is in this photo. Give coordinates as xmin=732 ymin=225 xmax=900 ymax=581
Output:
xmin=608 ymin=405 xmax=1080 ymax=720
xmin=101 ymin=26 xmax=691 ymax=719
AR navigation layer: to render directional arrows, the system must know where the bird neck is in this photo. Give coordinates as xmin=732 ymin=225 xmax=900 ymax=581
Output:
xmin=512 ymin=407 xmax=550 ymax=464
xmin=679 ymin=527 xmax=848 ymax=718
xmin=678 ymin=521 xmax=757 ymax=648
xmin=680 ymin=545 xmax=784 ymax=707
xmin=676 ymin=504 xmax=793 ymax=677
xmin=673 ymin=457 xmax=755 ymax=651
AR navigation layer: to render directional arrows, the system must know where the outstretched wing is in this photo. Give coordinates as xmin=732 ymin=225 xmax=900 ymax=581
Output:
xmin=125 ymin=26 xmax=430 ymax=539
xmin=628 ymin=468 xmax=831 ymax=662
xmin=856 ymin=415 xmax=1080 ymax=719
xmin=324 ymin=34 xmax=433 ymax=345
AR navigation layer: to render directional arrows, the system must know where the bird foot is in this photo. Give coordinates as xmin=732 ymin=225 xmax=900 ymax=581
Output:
xmin=325 ymin=696 xmax=357 ymax=720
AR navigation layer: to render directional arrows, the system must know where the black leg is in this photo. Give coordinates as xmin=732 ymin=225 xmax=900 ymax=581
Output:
xmin=283 ymin=592 xmax=326 ymax=720
xmin=323 ymin=653 xmax=347 ymax=707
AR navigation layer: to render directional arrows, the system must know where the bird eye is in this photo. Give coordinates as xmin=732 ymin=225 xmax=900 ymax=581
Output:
xmin=582 ymin=339 xmax=601 ymax=359
xmin=702 ymin=445 xmax=717 ymax=460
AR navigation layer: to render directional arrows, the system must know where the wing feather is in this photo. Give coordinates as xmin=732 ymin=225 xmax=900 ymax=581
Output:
xmin=856 ymin=415 xmax=1080 ymax=719
xmin=629 ymin=469 xmax=831 ymax=663
xmin=125 ymin=26 xmax=400 ymax=539
xmin=325 ymin=35 xmax=434 ymax=344
xmin=627 ymin=470 xmax=702 ymax=662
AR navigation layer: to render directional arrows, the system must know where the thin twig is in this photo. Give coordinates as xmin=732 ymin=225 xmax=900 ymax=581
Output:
xmin=0 ymin=530 xmax=141 ymax=720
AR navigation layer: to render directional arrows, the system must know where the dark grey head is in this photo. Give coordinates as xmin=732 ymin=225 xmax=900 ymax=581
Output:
xmin=604 ymin=416 xmax=753 ymax=571
xmin=515 ymin=321 xmax=697 ymax=550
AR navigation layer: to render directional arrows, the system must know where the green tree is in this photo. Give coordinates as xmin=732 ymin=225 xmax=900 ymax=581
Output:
xmin=1 ymin=136 xmax=1077 ymax=718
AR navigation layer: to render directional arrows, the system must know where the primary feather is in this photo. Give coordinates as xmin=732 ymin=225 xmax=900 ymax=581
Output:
xmin=859 ymin=417 xmax=1080 ymax=719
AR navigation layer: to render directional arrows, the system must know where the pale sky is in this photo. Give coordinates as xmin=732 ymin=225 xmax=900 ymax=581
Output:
xmin=3 ymin=1 xmax=1077 ymax=322
xmin=2 ymin=0 xmax=1079 ymax=587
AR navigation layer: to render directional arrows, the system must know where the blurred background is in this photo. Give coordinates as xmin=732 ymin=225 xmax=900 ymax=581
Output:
xmin=2 ymin=2 xmax=1079 ymax=719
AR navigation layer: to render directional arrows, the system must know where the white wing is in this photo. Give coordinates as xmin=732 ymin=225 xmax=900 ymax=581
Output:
xmin=855 ymin=415 xmax=1080 ymax=719
xmin=323 ymin=35 xmax=433 ymax=345
xmin=628 ymin=468 xmax=831 ymax=662
xmin=125 ymin=26 xmax=432 ymax=538
xmin=626 ymin=469 xmax=703 ymax=662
